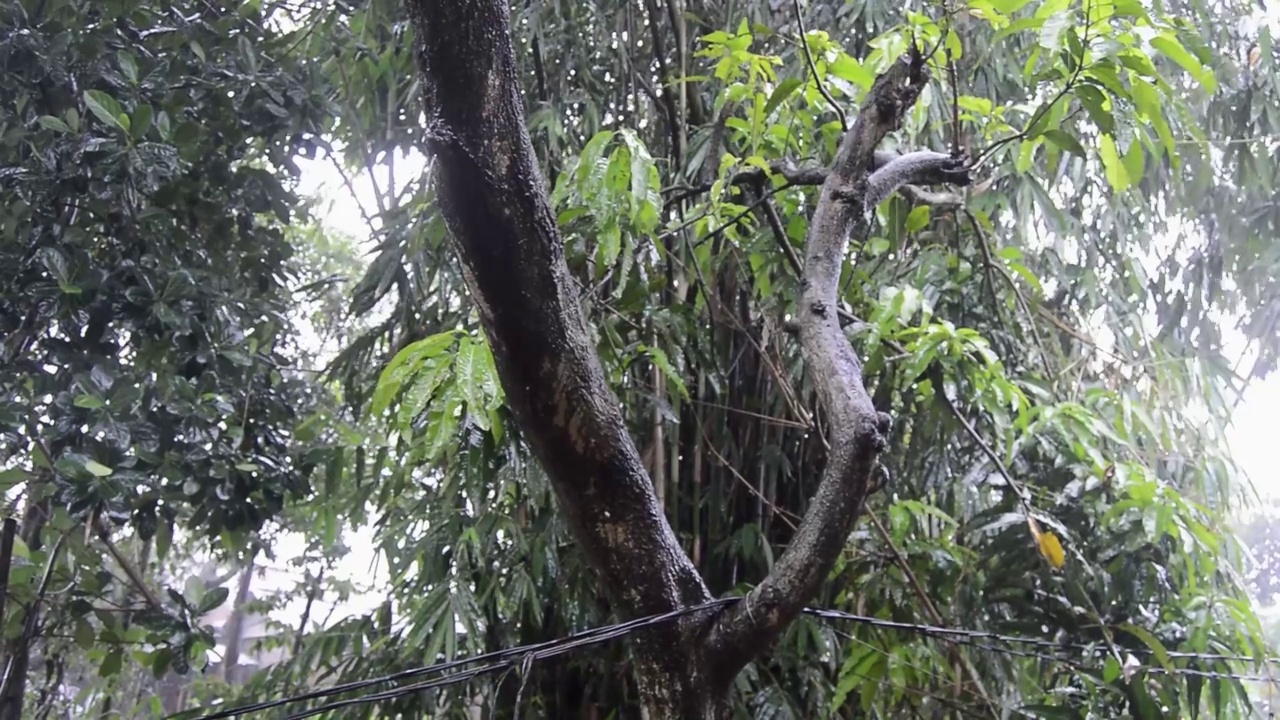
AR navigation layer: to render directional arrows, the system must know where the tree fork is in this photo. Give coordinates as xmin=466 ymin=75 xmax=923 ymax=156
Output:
xmin=402 ymin=1 xmax=969 ymax=716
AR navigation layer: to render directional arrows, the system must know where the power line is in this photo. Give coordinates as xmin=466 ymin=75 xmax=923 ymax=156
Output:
xmin=179 ymin=598 xmax=1280 ymax=719
xmin=836 ymin=618 xmax=1280 ymax=687
xmin=177 ymin=598 xmax=736 ymax=720
xmin=804 ymin=607 xmax=1280 ymax=666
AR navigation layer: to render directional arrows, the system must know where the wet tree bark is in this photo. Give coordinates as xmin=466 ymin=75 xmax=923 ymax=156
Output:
xmin=401 ymin=1 xmax=969 ymax=716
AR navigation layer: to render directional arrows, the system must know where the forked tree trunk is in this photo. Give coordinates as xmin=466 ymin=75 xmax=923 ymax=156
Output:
xmin=401 ymin=1 xmax=963 ymax=715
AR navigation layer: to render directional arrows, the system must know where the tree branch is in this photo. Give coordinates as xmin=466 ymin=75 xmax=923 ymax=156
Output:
xmin=706 ymin=48 xmax=965 ymax=681
xmin=402 ymin=0 xmax=711 ymax=670
xmin=664 ymin=149 xmax=967 ymax=208
xmin=864 ymin=149 xmax=971 ymax=209
xmin=406 ymin=2 xmax=974 ymax=708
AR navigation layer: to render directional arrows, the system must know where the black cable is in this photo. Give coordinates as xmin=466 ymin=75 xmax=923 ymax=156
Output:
xmin=180 ymin=598 xmax=1279 ymax=719
xmin=804 ymin=607 xmax=1280 ymax=665
xmin=180 ymin=598 xmax=734 ymax=720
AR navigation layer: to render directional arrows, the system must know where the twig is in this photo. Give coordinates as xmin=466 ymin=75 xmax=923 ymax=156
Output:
xmin=0 ymin=532 xmax=66 ymax=705
xmin=703 ymin=432 xmax=800 ymax=530
xmin=865 ymin=511 xmax=1000 ymax=718
xmin=791 ymin=0 xmax=847 ymax=132
xmin=94 ymin=517 xmax=163 ymax=609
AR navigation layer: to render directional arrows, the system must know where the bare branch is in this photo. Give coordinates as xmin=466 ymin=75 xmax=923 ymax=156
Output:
xmin=865 ymin=149 xmax=971 ymax=208
xmin=707 ymin=48 xmax=945 ymax=680
xmin=665 ymin=149 xmax=967 ymax=208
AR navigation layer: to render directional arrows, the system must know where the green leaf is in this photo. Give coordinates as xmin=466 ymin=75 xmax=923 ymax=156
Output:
xmin=117 ymin=51 xmax=139 ymax=84
xmin=1074 ymin=85 xmax=1115 ymax=134
xmin=83 ymin=460 xmax=114 ymax=477
xmin=1098 ymin=134 xmax=1131 ymax=193
xmin=83 ymin=90 xmax=128 ymax=132
xmin=618 ymin=129 xmax=659 ymax=233
xmin=905 ymin=205 xmax=931 ymax=232
xmin=155 ymin=519 xmax=173 ymax=563
xmin=642 ymin=346 xmax=689 ymax=400
xmin=596 ymin=222 xmax=622 ymax=271
xmin=131 ymin=104 xmax=154 ymax=140
xmin=37 ymin=115 xmax=72 ymax=133
xmin=576 ymin=130 xmax=615 ymax=187
xmin=1117 ymin=49 xmax=1160 ymax=78
xmin=1129 ymin=77 xmax=1176 ymax=161
xmin=396 ymin=356 xmax=449 ymax=431
xmin=454 ymin=337 xmax=489 ymax=431
xmin=74 ymin=394 xmax=104 ymax=409
xmin=150 ymin=648 xmax=174 ymax=679
xmin=196 ymin=586 xmax=230 ymax=615
xmin=1130 ymin=675 xmax=1162 ymax=720
xmin=99 ymin=649 xmax=124 ymax=677
xmin=1043 ymin=129 xmax=1085 ymax=156
xmin=762 ymin=78 xmax=803 ymax=116
xmin=1016 ymin=139 xmax=1037 ymax=174
xmin=1103 ymin=655 xmax=1122 ymax=683
xmin=0 ymin=468 xmax=25 ymax=491
xmin=371 ymin=331 xmax=458 ymax=417
xmin=74 ymin=618 xmax=96 ymax=649
xmin=1118 ymin=623 xmax=1172 ymax=670
xmin=1122 ymin=136 xmax=1144 ymax=182
xmin=1150 ymin=34 xmax=1217 ymax=93
xmin=422 ymin=391 xmax=463 ymax=461
xmin=828 ymin=55 xmax=875 ymax=90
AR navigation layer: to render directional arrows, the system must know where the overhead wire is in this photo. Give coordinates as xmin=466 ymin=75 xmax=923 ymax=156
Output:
xmin=179 ymin=598 xmax=1280 ymax=719
xmin=804 ymin=606 xmax=1280 ymax=665
xmin=177 ymin=598 xmax=736 ymax=720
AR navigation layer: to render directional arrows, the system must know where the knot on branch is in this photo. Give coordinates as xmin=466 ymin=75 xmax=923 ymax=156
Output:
xmin=875 ymin=410 xmax=893 ymax=439
xmin=869 ymin=460 xmax=893 ymax=495
xmin=870 ymin=45 xmax=931 ymax=131
xmin=934 ymin=152 xmax=973 ymax=187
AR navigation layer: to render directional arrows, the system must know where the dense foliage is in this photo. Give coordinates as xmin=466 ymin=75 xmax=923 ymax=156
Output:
xmin=2 ymin=0 xmax=1278 ymax=717
xmin=0 ymin=0 xmax=337 ymax=716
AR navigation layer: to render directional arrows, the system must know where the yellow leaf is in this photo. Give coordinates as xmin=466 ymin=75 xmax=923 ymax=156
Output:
xmin=1036 ymin=530 xmax=1066 ymax=568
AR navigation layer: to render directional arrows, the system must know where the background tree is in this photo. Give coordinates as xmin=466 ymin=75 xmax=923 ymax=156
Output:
xmin=0 ymin=1 xmax=340 ymax=717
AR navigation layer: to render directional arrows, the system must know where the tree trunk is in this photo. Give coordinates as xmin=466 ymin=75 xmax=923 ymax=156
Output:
xmin=400 ymin=1 xmax=963 ymax=715
xmin=220 ymin=560 xmax=256 ymax=684
xmin=0 ymin=496 xmax=50 ymax=720
xmin=632 ymin=651 xmax=727 ymax=720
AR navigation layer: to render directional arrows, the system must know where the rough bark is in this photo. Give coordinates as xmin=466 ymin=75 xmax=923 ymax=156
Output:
xmin=401 ymin=2 xmax=969 ymax=716
xmin=704 ymin=50 xmax=965 ymax=677
xmin=402 ymin=1 xmax=720 ymax=716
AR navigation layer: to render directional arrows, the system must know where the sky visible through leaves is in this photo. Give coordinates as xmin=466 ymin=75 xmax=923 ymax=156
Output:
xmin=252 ymin=143 xmax=1280 ymax=634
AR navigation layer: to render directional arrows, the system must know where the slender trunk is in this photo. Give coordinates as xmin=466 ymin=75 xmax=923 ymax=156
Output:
xmin=0 ymin=496 xmax=50 ymax=720
xmin=220 ymin=561 xmax=256 ymax=684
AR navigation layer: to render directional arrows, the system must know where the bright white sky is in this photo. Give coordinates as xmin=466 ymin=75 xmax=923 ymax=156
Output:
xmin=242 ymin=1 xmax=1280 ymax=629
xmin=294 ymin=148 xmax=1280 ymax=497
xmin=241 ymin=138 xmax=1280 ymax=639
